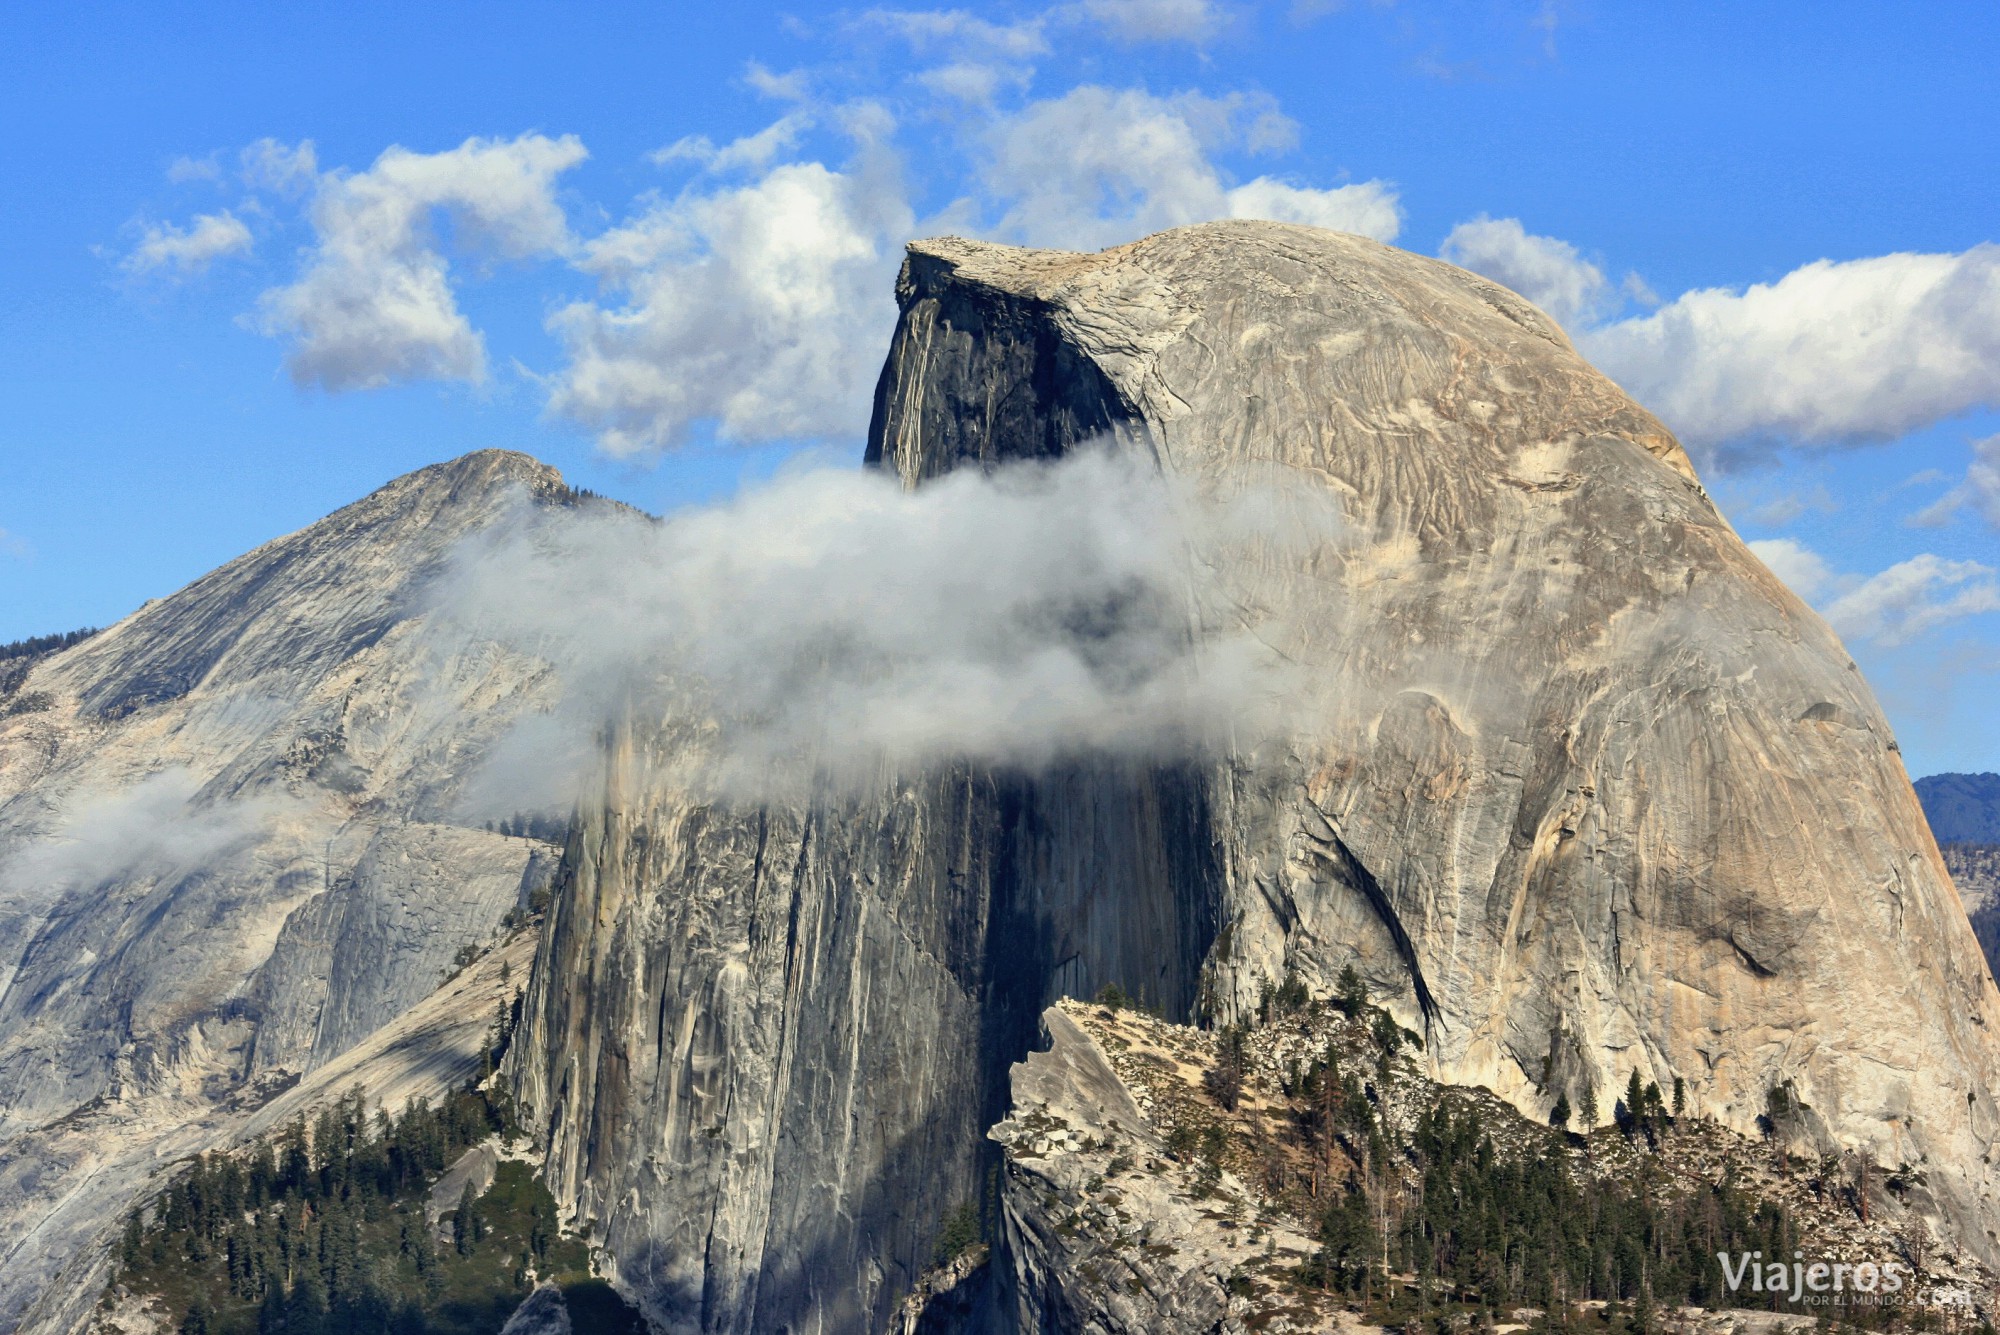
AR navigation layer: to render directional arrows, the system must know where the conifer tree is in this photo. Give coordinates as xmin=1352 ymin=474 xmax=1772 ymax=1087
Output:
xmin=257 ymin=1284 xmax=285 ymax=1335
xmin=1336 ymin=964 xmax=1367 ymax=1016
xmin=1205 ymin=1025 xmax=1248 ymax=1111
xmin=454 ymin=1180 xmax=482 ymax=1255
xmin=120 ymin=1210 xmax=144 ymax=1268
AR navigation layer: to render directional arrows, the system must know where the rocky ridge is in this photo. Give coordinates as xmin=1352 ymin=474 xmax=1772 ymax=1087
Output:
xmin=4 ymin=218 xmax=1997 ymax=1334
xmin=0 ymin=452 xmax=587 ymax=1331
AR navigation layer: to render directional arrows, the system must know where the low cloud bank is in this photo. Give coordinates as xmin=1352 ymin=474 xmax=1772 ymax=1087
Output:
xmin=0 ymin=768 xmax=279 ymax=901
xmin=434 ymin=448 xmax=1342 ymax=810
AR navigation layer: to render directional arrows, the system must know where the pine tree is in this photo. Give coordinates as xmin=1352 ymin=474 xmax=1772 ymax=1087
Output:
xmin=1630 ymin=1279 xmax=1655 ymax=1335
xmin=1550 ymin=1093 xmax=1572 ymax=1132
xmin=454 ymin=1179 xmax=482 ymax=1256
xmin=1205 ymin=1026 xmax=1248 ymax=1112
xmin=120 ymin=1210 xmax=145 ymax=1268
xmin=257 ymin=1284 xmax=286 ymax=1335
xmin=288 ymin=1275 xmax=327 ymax=1335
xmin=1335 ymin=965 xmax=1367 ymax=1016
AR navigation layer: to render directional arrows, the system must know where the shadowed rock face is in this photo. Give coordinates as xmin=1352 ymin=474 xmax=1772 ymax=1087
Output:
xmin=0 ymin=451 xmax=576 ymax=1333
xmin=520 ymin=220 xmax=2000 ymax=1330
xmin=510 ymin=749 xmax=1225 ymax=1334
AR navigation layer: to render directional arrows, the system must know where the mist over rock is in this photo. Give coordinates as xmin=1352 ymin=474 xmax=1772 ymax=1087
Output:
xmin=0 ymin=451 xmax=583 ymax=1332
xmin=511 ymin=220 xmax=2000 ymax=1329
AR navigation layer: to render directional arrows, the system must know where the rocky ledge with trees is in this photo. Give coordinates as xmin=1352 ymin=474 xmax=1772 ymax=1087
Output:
xmin=936 ymin=977 xmax=2000 ymax=1334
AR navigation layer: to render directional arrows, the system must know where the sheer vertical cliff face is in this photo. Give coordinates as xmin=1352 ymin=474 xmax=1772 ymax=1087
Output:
xmin=0 ymin=452 xmax=574 ymax=1332
xmin=525 ymin=220 xmax=2000 ymax=1329
xmin=510 ymin=743 xmax=1226 ymax=1333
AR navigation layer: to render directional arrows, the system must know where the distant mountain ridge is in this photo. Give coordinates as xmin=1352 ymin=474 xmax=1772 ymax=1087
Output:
xmin=1919 ymin=772 xmax=2000 ymax=844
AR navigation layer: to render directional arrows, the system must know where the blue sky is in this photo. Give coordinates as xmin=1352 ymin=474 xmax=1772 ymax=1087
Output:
xmin=1 ymin=0 xmax=1996 ymax=774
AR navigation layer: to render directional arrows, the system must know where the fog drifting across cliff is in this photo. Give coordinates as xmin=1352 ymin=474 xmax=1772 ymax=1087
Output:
xmin=432 ymin=447 xmax=1343 ymax=811
xmin=0 ymin=766 xmax=291 ymax=905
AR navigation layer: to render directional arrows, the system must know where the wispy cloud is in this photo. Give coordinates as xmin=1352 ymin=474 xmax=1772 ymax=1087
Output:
xmin=649 ymin=113 xmax=813 ymax=174
xmin=1750 ymin=538 xmax=2000 ymax=647
xmin=0 ymin=768 xmax=285 ymax=901
xmin=1911 ymin=434 xmax=2000 ymax=530
xmin=239 ymin=138 xmax=320 ymax=196
xmin=1072 ymin=0 xmax=1227 ymax=45
xmin=166 ymin=153 xmax=223 ymax=185
xmin=859 ymin=6 xmax=1051 ymax=57
xmin=122 ymin=211 xmax=254 ymax=278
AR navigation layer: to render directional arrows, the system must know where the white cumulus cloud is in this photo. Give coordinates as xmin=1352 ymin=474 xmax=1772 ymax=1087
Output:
xmin=1746 ymin=537 xmax=1835 ymax=602
xmin=1581 ymin=245 xmax=2000 ymax=451
xmin=542 ymin=86 xmax=1398 ymax=454
xmin=122 ymin=211 xmax=254 ymax=277
xmin=983 ymin=86 xmax=1399 ymax=250
xmin=1750 ymin=538 xmax=2000 ymax=648
xmin=545 ymin=135 xmax=911 ymax=455
xmin=257 ymin=133 xmax=588 ymax=392
xmin=1439 ymin=214 xmax=1609 ymax=326
xmin=1225 ymin=176 xmax=1402 ymax=242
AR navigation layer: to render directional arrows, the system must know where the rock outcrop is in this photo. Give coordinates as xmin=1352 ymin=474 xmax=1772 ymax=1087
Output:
xmin=993 ymin=998 xmax=1998 ymax=1331
xmin=990 ymin=1007 xmax=1338 ymax=1333
xmin=498 ymin=1283 xmax=574 ymax=1335
xmin=516 ymin=220 xmax=2000 ymax=1331
xmin=0 ymin=452 xmax=580 ymax=1331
